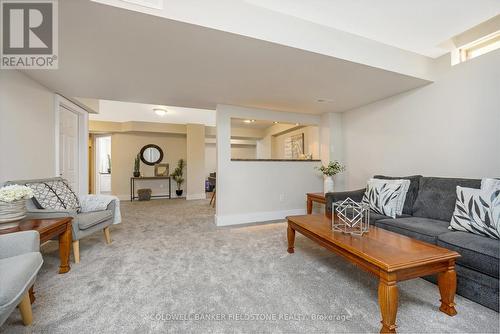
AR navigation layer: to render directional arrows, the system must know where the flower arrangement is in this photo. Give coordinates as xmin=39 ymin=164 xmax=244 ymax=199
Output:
xmin=0 ymin=185 xmax=34 ymax=203
xmin=316 ymin=161 xmax=346 ymax=176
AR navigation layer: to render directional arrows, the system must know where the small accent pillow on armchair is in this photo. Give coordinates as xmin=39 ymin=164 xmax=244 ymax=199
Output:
xmin=449 ymin=181 xmax=500 ymax=239
xmin=362 ymin=179 xmax=410 ymax=218
xmin=26 ymin=179 xmax=81 ymax=212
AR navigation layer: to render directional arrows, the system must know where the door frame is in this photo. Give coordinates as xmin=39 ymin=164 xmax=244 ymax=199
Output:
xmin=54 ymin=94 xmax=89 ymax=196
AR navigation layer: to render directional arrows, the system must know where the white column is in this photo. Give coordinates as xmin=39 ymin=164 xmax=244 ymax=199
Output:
xmin=186 ymin=123 xmax=206 ymax=200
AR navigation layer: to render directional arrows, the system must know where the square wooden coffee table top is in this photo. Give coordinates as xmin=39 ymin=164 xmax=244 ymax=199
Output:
xmin=286 ymin=214 xmax=460 ymax=333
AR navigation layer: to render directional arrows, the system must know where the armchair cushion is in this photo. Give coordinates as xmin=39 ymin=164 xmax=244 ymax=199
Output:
xmin=0 ymin=252 xmax=43 ymax=308
xmin=77 ymin=210 xmax=113 ymax=230
xmin=0 ymin=231 xmax=40 ymax=259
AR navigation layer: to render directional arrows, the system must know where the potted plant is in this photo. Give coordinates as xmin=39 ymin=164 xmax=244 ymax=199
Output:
xmin=107 ymin=154 xmax=112 ymax=174
xmin=316 ymin=161 xmax=346 ymax=194
xmin=133 ymin=153 xmax=141 ymax=177
xmin=172 ymin=159 xmax=185 ymax=196
xmin=0 ymin=185 xmax=34 ymax=229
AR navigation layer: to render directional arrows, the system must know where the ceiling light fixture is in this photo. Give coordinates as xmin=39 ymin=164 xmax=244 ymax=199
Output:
xmin=154 ymin=108 xmax=167 ymax=116
xmin=243 ymin=119 xmax=256 ymax=123
xmin=273 ymin=121 xmax=279 ymax=124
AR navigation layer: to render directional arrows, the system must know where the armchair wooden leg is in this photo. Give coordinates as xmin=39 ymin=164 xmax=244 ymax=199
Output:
xmin=18 ymin=292 xmax=33 ymax=325
xmin=72 ymin=240 xmax=80 ymax=264
xmin=103 ymin=227 xmax=111 ymax=244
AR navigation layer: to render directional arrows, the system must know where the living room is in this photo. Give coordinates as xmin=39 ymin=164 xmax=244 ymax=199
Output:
xmin=0 ymin=1 xmax=499 ymax=333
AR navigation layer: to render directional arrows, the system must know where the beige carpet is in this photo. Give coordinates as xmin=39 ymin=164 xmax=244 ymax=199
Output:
xmin=1 ymin=199 xmax=498 ymax=333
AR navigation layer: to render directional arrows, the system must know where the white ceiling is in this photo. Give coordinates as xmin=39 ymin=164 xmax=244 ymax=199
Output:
xmin=89 ymin=100 xmax=216 ymax=126
xmin=245 ymin=0 xmax=500 ymax=58
xmin=25 ymin=0 xmax=431 ymax=115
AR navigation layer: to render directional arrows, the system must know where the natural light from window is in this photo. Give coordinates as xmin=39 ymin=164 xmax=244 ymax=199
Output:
xmin=452 ymin=31 xmax=500 ymax=65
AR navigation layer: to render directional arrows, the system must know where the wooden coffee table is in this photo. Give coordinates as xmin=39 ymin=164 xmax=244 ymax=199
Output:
xmin=286 ymin=215 xmax=460 ymax=333
xmin=0 ymin=217 xmax=73 ymax=274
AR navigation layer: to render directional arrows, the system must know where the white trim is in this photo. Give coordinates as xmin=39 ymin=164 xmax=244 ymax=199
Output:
xmin=54 ymin=94 xmax=89 ymax=196
xmin=215 ymin=208 xmax=306 ymax=227
xmin=186 ymin=193 xmax=206 ymax=200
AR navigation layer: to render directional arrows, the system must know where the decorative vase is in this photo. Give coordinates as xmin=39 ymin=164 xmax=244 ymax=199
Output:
xmin=133 ymin=171 xmax=140 ymax=177
xmin=323 ymin=176 xmax=334 ymax=194
xmin=0 ymin=199 xmax=27 ymax=229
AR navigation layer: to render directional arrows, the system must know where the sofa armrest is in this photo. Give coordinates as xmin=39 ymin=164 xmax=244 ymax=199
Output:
xmin=26 ymin=208 xmax=77 ymax=220
xmin=0 ymin=231 xmax=40 ymax=259
xmin=325 ymin=188 xmax=366 ymax=217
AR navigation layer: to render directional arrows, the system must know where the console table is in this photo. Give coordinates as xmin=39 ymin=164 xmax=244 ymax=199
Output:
xmin=130 ymin=176 xmax=172 ymax=201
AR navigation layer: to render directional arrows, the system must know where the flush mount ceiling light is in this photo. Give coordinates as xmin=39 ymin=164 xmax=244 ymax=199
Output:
xmin=121 ymin=0 xmax=163 ymax=10
xmin=153 ymin=108 xmax=167 ymax=116
xmin=317 ymin=98 xmax=335 ymax=103
xmin=243 ymin=119 xmax=256 ymax=123
xmin=273 ymin=121 xmax=279 ymax=124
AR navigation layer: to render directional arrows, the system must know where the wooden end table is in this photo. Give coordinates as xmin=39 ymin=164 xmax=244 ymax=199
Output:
xmin=306 ymin=192 xmax=326 ymax=214
xmin=0 ymin=217 xmax=73 ymax=274
xmin=287 ymin=214 xmax=460 ymax=333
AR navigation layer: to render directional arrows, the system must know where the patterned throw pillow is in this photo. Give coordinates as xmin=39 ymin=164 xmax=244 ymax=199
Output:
xmin=27 ymin=179 xmax=81 ymax=212
xmin=449 ymin=186 xmax=499 ymax=239
xmin=362 ymin=179 xmax=410 ymax=218
xmin=481 ymin=178 xmax=500 ymax=192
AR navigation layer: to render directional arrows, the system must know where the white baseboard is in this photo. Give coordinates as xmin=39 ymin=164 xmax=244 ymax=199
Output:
xmin=215 ymin=208 xmax=306 ymax=226
xmin=186 ymin=193 xmax=207 ymax=200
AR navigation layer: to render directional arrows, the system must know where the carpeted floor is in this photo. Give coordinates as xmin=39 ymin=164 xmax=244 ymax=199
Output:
xmin=1 ymin=199 xmax=499 ymax=333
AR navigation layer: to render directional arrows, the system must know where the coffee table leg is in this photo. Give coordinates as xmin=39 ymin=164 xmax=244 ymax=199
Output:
xmin=287 ymin=225 xmax=295 ymax=254
xmin=58 ymin=224 xmax=72 ymax=274
xmin=378 ymin=276 xmax=398 ymax=334
xmin=438 ymin=261 xmax=457 ymax=316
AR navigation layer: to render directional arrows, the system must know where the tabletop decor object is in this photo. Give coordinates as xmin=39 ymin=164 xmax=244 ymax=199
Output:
xmin=0 ymin=185 xmax=34 ymax=228
xmin=316 ymin=160 xmax=346 ymax=194
xmin=133 ymin=153 xmax=141 ymax=177
xmin=332 ymin=197 xmax=370 ymax=236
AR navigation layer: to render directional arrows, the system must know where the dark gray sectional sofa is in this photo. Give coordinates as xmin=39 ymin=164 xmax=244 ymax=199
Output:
xmin=325 ymin=175 xmax=499 ymax=312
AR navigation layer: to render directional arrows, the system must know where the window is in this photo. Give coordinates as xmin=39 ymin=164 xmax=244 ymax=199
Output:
xmin=453 ymin=31 xmax=500 ymax=65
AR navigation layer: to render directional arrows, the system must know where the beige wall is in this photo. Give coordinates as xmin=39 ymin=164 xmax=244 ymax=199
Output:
xmin=342 ymin=49 xmax=500 ymax=189
xmin=271 ymin=126 xmax=319 ymax=159
xmin=205 ymin=143 xmax=217 ymax=177
xmin=0 ymin=71 xmax=55 ymax=184
xmin=231 ymin=145 xmax=256 ymax=159
xmin=111 ymin=132 xmax=187 ymax=198
xmin=186 ymin=124 xmax=206 ymax=199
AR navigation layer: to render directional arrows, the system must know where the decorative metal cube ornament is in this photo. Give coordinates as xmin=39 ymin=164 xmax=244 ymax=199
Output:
xmin=332 ymin=197 xmax=370 ymax=236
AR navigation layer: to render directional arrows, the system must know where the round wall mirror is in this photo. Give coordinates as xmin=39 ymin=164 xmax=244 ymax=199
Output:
xmin=140 ymin=144 xmax=163 ymax=166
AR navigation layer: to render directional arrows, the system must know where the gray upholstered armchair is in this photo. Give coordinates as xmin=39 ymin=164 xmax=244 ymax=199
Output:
xmin=0 ymin=231 xmax=43 ymax=326
xmin=6 ymin=178 xmax=117 ymax=264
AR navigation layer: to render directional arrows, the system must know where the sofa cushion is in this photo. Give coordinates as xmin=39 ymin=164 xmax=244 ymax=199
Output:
xmin=437 ymin=231 xmax=499 ymax=279
xmin=374 ymin=175 xmax=422 ymax=215
xmin=412 ymin=177 xmax=481 ymax=222
xmin=77 ymin=210 xmax=113 ymax=230
xmin=374 ymin=217 xmax=450 ymax=244
xmin=0 ymin=252 xmax=43 ymax=307
xmin=369 ymin=212 xmax=410 ymax=225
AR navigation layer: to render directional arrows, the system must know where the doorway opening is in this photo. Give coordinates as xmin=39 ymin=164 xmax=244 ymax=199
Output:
xmin=94 ymin=135 xmax=112 ymax=195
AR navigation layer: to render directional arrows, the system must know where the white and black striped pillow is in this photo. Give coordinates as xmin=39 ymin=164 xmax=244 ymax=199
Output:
xmin=449 ymin=186 xmax=499 ymax=239
xmin=362 ymin=179 xmax=410 ymax=218
xmin=27 ymin=180 xmax=81 ymax=212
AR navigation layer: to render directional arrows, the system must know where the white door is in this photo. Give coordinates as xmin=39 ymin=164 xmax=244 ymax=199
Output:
xmin=59 ymin=105 xmax=79 ymax=192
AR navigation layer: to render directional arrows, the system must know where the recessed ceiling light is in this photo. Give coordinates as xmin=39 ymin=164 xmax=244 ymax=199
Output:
xmin=154 ymin=108 xmax=167 ymax=116
xmin=243 ymin=119 xmax=256 ymax=123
